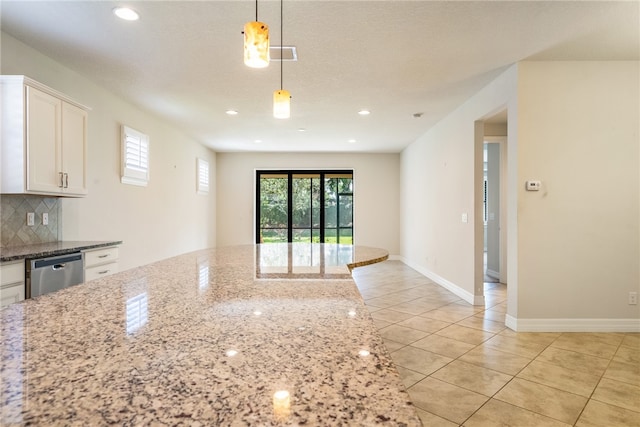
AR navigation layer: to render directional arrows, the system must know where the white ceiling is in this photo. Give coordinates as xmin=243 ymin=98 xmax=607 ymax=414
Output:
xmin=1 ymin=1 xmax=638 ymax=153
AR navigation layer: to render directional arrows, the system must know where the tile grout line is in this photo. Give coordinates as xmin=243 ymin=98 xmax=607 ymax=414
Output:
xmin=456 ymin=333 xmax=567 ymax=425
xmin=572 ymin=335 xmax=630 ymax=422
xmin=357 ymin=263 xmax=639 ymax=426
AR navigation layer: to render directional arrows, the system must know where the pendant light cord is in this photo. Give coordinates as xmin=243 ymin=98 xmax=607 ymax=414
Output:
xmin=280 ymin=0 xmax=283 ymax=90
xmin=255 ymin=0 xmax=258 ymax=21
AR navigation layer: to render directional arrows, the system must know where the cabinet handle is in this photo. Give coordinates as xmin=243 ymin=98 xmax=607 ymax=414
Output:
xmin=64 ymin=173 xmax=69 ymax=188
xmin=98 ymin=270 xmax=110 ymax=275
xmin=59 ymin=172 xmax=64 ymax=188
xmin=98 ymin=254 xmax=110 ymax=258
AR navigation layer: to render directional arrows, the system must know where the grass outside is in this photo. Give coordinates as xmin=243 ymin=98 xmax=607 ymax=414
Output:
xmin=261 ymin=229 xmax=353 ymax=244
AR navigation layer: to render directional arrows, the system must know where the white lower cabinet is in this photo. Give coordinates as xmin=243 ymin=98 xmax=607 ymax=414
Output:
xmin=84 ymin=246 xmax=119 ymax=282
xmin=1 ymin=260 xmax=26 ymax=308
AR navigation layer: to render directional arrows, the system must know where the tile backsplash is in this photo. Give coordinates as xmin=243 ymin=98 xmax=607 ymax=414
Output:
xmin=1 ymin=195 xmax=60 ymax=247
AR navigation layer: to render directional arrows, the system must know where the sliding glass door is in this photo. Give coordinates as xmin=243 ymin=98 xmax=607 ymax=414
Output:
xmin=258 ymin=173 xmax=289 ymax=243
xmin=292 ymin=174 xmax=321 ymax=242
xmin=324 ymin=174 xmax=353 ymax=244
xmin=257 ymin=170 xmax=353 ymax=244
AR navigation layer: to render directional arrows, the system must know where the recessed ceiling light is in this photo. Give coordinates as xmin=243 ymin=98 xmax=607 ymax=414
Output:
xmin=254 ymin=139 xmax=263 ymax=144
xmin=113 ymin=7 xmax=140 ymax=21
xmin=225 ymin=110 xmax=239 ymax=115
xmin=358 ymin=110 xmax=370 ymax=116
xmin=298 ymin=128 xmax=306 ymax=132
xmin=348 ymin=139 xmax=356 ymax=143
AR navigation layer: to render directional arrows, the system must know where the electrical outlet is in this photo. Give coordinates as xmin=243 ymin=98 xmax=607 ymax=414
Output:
xmin=26 ymin=212 xmax=35 ymax=226
xmin=42 ymin=212 xmax=49 ymax=225
xmin=629 ymin=292 xmax=638 ymax=305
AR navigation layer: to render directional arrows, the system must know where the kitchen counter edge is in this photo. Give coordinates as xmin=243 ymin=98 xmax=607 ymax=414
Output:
xmin=0 ymin=241 xmax=123 ymax=263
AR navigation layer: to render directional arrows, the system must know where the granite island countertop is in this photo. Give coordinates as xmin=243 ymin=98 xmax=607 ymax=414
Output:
xmin=0 ymin=243 xmax=421 ymax=426
xmin=0 ymin=240 xmax=123 ymax=262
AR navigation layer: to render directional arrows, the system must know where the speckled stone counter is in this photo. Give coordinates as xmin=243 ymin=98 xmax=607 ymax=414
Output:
xmin=0 ymin=244 xmax=421 ymax=426
xmin=0 ymin=240 xmax=123 ymax=262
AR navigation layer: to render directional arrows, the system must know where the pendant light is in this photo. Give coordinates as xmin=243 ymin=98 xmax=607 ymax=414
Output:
xmin=273 ymin=0 xmax=290 ymax=119
xmin=243 ymin=0 xmax=269 ymax=68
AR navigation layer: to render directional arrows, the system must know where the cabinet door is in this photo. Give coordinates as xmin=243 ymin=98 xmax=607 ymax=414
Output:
xmin=0 ymin=283 xmax=25 ymax=308
xmin=26 ymin=87 xmax=63 ymax=194
xmin=62 ymin=102 xmax=88 ymax=195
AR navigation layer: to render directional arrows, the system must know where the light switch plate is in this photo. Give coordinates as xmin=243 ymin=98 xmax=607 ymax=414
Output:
xmin=42 ymin=212 xmax=49 ymax=225
xmin=27 ymin=212 xmax=35 ymax=226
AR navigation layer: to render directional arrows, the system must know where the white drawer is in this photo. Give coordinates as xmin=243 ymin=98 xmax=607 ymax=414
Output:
xmin=84 ymin=246 xmax=119 ymax=267
xmin=0 ymin=282 xmax=25 ymax=307
xmin=85 ymin=262 xmax=119 ymax=282
xmin=1 ymin=260 xmax=25 ymax=286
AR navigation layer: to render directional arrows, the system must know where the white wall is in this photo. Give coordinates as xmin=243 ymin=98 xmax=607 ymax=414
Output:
xmin=514 ymin=61 xmax=639 ymax=328
xmin=400 ymin=66 xmax=518 ymax=305
xmin=216 ymin=152 xmax=400 ymax=254
xmin=401 ymin=61 xmax=639 ymax=330
xmin=1 ymin=33 xmax=217 ymax=271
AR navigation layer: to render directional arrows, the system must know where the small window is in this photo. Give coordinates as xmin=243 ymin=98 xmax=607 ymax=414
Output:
xmin=196 ymin=158 xmax=209 ymax=194
xmin=121 ymin=125 xmax=149 ymax=186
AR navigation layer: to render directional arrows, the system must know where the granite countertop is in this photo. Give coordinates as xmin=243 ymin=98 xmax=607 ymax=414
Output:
xmin=0 ymin=240 xmax=123 ymax=263
xmin=0 ymin=243 xmax=421 ymax=426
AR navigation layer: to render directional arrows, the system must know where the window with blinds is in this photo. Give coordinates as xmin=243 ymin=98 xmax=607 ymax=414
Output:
xmin=121 ymin=125 xmax=149 ymax=186
xmin=197 ymin=158 xmax=209 ymax=194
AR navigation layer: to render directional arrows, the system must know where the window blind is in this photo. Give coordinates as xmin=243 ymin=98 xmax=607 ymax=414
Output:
xmin=197 ymin=158 xmax=209 ymax=194
xmin=121 ymin=125 xmax=150 ymax=186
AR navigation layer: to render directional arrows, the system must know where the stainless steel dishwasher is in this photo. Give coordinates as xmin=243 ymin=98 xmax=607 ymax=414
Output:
xmin=26 ymin=252 xmax=84 ymax=298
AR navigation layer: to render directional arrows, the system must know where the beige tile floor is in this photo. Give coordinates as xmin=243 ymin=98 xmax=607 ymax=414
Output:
xmin=351 ymin=260 xmax=640 ymax=426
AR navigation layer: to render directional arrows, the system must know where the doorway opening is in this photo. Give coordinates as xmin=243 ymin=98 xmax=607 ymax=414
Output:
xmin=476 ymin=110 xmax=508 ymax=314
xmin=255 ymin=170 xmax=353 ymax=244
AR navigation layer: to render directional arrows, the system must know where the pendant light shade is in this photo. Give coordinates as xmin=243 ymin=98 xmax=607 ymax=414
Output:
xmin=244 ymin=0 xmax=269 ymax=68
xmin=273 ymin=0 xmax=290 ymax=119
xmin=273 ymin=89 xmax=291 ymax=119
xmin=243 ymin=21 xmax=269 ymax=68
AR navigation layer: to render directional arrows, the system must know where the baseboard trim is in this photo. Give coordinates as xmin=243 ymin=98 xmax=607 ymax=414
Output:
xmin=505 ymin=314 xmax=517 ymax=331
xmin=506 ymin=315 xmax=640 ymax=332
xmin=486 ymin=269 xmax=500 ymax=279
xmin=399 ymin=257 xmax=484 ymax=306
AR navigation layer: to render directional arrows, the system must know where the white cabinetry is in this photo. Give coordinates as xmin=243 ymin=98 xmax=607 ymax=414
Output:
xmin=1 ymin=75 xmax=89 ymax=197
xmin=1 ymin=260 xmax=25 ymax=308
xmin=84 ymin=246 xmax=119 ymax=282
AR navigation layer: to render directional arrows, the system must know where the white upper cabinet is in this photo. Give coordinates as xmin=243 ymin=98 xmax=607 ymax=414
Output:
xmin=1 ymin=76 xmax=89 ymax=197
xmin=60 ymin=100 xmax=88 ymax=195
xmin=26 ymin=87 xmax=63 ymax=194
